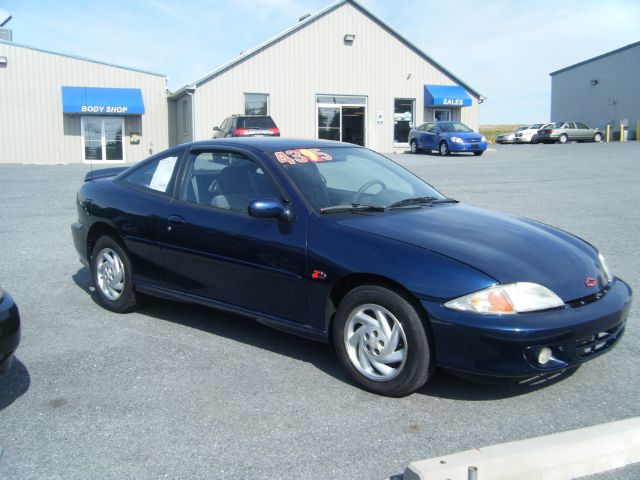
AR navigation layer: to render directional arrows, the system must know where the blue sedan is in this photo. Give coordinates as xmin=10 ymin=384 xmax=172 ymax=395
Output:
xmin=71 ymin=138 xmax=630 ymax=397
xmin=409 ymin=121 xmax=488 ymax=156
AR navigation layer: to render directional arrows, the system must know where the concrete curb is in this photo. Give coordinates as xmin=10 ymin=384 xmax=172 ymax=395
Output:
xmin=403 ymin=417 xmax=640 ymax=480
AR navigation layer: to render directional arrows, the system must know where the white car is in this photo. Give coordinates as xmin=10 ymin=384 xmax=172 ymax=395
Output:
xmin=514 ymin=123 xmax=554 ymax=144
xmin=495 ymin=126 xmax=527 ymax=144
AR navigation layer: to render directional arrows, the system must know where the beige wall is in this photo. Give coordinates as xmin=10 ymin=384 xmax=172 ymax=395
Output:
xmin=189 ymin=2 xmax=479 ymax=152
xmin=0 ymin=42 xmax=169 ymax=164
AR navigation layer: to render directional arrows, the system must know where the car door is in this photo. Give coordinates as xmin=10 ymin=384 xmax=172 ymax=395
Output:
xmin=159 ymin=147 xmax=309 ymax=323
xmin=563 ymin=122 xmax=576 ymax=140
xmin=420 ymin=122 xmax=437 ymax=150
xmin=115 ymin=148 xmax=186 ymax=288
xmin=575 ymin=122 xmax=591 ymax=140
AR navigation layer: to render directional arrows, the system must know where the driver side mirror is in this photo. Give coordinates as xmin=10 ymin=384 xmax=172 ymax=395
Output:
xmin=212 ymin=126 xmax=220 ymax=131
xmin=248 ymin=198 xmax=294 ymax=223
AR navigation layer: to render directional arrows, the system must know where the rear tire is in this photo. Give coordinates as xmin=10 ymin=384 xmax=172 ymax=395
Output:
xmin=558 ymin=133 xmax=568 ymax=144
xmin=333 ymin=285 xmax=434 ymax=397
xmin=91 ymin=236 xmax=140 ymax=313
xmin=439 ymin=141 xmax=450 ymax=156
xmin=593 ymin=132 xmax=602 ymax=142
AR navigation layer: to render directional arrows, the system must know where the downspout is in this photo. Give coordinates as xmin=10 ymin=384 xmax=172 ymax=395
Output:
xmin=186 ymin=86 xmax=196 ymax=141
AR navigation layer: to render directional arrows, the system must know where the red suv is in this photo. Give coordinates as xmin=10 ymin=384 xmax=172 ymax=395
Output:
xmin=212 ymin=115 xmax=280 ymax=138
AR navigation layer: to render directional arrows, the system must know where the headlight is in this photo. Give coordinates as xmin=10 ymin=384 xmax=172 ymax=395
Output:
xmin=599 ymin=253 xmax=612 ymax=284
xmin=444 ymin=282 xmax=564 ymax=315
xmin=451 ymin=136 xmax=464 ymax=144
xmin=481 ymin=135 xmax=487 ymax=142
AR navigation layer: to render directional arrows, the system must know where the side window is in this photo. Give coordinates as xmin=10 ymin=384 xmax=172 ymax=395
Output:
xmin=123 ymin=153 xmax=180 ymax=195
xmin=576 ymin=122 xmax=589 ymax=129
xmin=182 ymin=151 xmax=280 ymax=212
xmin=425 ymin=123 xmax=436 ymax=131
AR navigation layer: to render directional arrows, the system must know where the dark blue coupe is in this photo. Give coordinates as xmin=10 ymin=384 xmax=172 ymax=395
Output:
xmin=71 ymin=138 xmax=631 ymax=396
xmin=408 ymin=121 xmax=488 ymax=156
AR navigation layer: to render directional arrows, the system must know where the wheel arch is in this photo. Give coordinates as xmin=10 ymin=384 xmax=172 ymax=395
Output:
xmin=86 ymin=222 xmax=122 ymax=262
xmin=326 ymin=273 xmax=435 ymax=350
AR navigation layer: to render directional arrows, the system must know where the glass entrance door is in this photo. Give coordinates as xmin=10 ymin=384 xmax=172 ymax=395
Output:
xmin=316 ymin=95 xmax=367 ymax=146
xmin=81 ymin=116 xmax=125 ymax=162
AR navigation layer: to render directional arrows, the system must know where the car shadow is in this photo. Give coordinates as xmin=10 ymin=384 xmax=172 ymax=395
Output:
xmin=418 ymin=366 xmax=579 ymax=401
xmin=72 ymin=267 xmax=580 ymax=399
xmin=0 ymin=358 xmax=31 ymax=410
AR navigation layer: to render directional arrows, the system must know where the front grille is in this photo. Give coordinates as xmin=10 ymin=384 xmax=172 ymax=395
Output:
xmin=466 ymin=138 xmax=482 ymax=143
xmin=575 ymin=323 xmax=624 ymax=359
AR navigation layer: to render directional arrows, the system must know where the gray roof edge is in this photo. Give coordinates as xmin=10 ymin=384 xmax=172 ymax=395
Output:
xmin=550 ymin=40 xmax=640 ymax=76
xmin=172 ymin=0 xmax=484 ymax=100
xmin=0 ymin=38 xmax=167 ymax=77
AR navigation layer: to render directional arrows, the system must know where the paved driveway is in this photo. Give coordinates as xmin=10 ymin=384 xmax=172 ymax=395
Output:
xmin=0 ymin=142 xmax=638 ymax=480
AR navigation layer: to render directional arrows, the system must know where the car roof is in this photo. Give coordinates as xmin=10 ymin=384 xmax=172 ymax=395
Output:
xmin=185 ymin=137 xmax=355 ymax=153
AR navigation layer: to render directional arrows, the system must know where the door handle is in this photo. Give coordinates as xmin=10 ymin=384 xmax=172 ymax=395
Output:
xmin=167 ymin=215 xmax=186 ymax=231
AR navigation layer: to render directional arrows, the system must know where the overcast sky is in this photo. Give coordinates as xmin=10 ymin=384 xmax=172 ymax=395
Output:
xmin=2 ymin=0 xmax=638 ymax=124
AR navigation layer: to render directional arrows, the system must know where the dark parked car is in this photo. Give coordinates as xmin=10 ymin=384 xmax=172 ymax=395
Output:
xmin=71 ymin=138 xmax=631 ymax=397
xmin=0 ymin=285 xmax=21 ymax=374
xmin=537 ymin=122 xmax=603 ymax=144
xmin=408 ymin=121 xmax=487 ymax=156
xmin=212 ymin=115 xmax=280 ymax=138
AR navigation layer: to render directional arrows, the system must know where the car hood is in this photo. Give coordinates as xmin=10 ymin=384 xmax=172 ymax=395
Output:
xmin=332 ymin=204 xmax=605 ymax=301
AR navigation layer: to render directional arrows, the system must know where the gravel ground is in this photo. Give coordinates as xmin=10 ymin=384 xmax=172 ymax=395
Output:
xmin=0 ymin=141 xmax=638 ymax=480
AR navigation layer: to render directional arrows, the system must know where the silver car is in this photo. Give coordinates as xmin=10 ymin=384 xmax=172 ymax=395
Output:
xmin=495 ymin=126 xmax=527 ymax=144
xmin=537 ymin=122 xmax=603 ymax=144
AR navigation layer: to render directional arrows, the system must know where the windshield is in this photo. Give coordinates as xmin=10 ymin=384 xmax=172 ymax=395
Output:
xmin=272 ymin=147 xmax=446 ymax=211
xmin=439 ymin=122 xmax=473 ymax=133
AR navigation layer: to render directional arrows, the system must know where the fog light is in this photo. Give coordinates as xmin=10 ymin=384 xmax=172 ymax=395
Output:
xmin=538 ymin=347 xmax=553 ymax=365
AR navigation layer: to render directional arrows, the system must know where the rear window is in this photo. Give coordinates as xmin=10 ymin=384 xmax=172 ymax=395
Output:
xmin=238 ymin=117 xmax=277 ymax=129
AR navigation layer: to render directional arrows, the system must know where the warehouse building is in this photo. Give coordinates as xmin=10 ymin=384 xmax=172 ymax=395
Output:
xmin=169 ymin=0 xmax=483 ymax=153
xmin=551 ymin=41 xmax=640 ymax=140
xmin=0 ymin=39 xmax=169 ymax=164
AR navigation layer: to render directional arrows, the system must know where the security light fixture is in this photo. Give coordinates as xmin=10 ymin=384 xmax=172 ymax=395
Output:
xmin=590 ymin=79 xmax=599 ymax=86
xmin=344 ymin=34 xmax=356 ymax=45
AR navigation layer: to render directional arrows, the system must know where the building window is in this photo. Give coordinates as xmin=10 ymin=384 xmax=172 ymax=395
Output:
xmin=433 ymin=109 xmax=451 ymax=122
xmin=393 ymin=98 xmax=415 ymax=144
xmin=245 ymin=93 xmax=269 ymax=115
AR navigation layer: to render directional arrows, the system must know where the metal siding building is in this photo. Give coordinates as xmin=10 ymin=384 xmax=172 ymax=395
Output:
xmin=170 ymin=0 xmax=482 ymax=152
xmin=550 ymin=41 xmax=640 ymax=140
xmin=0 ymin=40 xmax=169 ymax=164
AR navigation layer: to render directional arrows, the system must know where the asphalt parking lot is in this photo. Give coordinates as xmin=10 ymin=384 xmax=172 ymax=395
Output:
xmin=0 ymin=141 xmax=638 ymax=480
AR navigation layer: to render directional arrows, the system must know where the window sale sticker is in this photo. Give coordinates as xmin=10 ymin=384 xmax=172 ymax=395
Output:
xmin=274 ymin=149 xmax=333 ymax=165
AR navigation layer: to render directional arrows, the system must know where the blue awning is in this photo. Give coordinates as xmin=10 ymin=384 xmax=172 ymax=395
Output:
xmin=424 ymin=85 xmax=472 ymax=107
xmin=61 ymin=86 xmax=145 ymax=115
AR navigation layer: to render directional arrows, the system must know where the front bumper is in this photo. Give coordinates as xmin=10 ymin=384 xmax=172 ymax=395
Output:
xmin=422 ymin=278 xmax=632 ymax=378
xmin=0 ymin=291 xmax=21 ymax=374
xmin=450 ymin=141 xmax=488 ymax=153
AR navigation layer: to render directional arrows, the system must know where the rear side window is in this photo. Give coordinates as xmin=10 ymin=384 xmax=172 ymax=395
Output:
xmin=123 ymin=153 xmax=180 ymax=195
xmin=237 ymin=117 xmax=276 ymax=129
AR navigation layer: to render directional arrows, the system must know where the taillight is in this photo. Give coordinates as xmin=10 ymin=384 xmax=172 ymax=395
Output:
xmin=269 ymin=128 xmax=280 ymax=136
xmin=233 ymin=128 xmax=249 ymax=136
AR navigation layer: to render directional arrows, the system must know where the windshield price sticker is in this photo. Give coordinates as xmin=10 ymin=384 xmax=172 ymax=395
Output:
xmin=274 ymin=149 xmax=333 ymax=165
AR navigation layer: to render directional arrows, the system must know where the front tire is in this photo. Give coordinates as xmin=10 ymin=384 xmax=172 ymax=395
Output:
xmin=473 ymin=151 xmax=484 ymax=156
xmin=91 ymin=236 xmax=140 ymax=313
xmin=558 ymin=133 xmax=568 ymax=144
xmin=333 ymin=285 xmax=434 ymax=397
xmin=530 ymin=134 xmax=539 ymax=144
xmin=439 ymin=141 xmax=450 ymax=156
xmin=409 ymin=139 xmax=420 ymax=154
xmin=593 ymin=132 xmax=602 ymax=142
